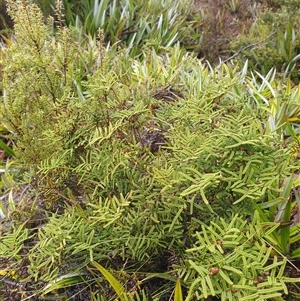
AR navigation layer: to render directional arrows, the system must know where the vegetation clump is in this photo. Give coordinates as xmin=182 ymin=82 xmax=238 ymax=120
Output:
xmin=1 ymin=1 xmax=300 ymax=301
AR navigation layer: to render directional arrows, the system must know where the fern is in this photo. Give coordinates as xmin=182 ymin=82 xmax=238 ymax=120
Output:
xmin=180 ymin=215 xmax=288 ymax=301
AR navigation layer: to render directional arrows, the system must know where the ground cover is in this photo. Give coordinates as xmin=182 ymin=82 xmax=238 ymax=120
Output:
xmin=1 ymin=0 xmax=300 ymax=300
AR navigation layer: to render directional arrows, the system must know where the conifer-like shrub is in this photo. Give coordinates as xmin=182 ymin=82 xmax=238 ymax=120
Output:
xmin=0 ymin=1 xmax=300 ymax=300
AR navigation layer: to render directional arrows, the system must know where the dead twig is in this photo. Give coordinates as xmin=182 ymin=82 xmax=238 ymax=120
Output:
xmin=222 ymin=31 xmax=277 ymax=63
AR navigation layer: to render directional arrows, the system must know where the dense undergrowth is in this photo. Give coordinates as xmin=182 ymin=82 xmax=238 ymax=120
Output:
xmin=1 ymin=0 xmax=300 ymax=301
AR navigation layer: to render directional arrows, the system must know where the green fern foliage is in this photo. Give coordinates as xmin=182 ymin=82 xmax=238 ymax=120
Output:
xmin=181 ymin=214 xmax=289 ymax=300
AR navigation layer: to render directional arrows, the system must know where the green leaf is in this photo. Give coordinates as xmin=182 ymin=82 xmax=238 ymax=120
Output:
xmin=174 ymin=278 xmax=183 ymax=301
xmin=0 ymin=139 xmax=15 ymax=157
xmin=91 ymin=261 xmax=126 ymax=301
xmin=219 ymin=269 xmax=233 ymax=285
xmin=291 ymin=247 xmax=300 ymax=259
xmin=42 ymin=272 xmax=85 ymax=296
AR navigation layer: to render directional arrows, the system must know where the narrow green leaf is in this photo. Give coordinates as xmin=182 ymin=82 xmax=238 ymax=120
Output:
xmin=239 ymin=292 xmax=260 ymax=301
xmin=42 ymin=272 xmax=84 ymax=295
xmin=219 ymin=269 xmax=233 ymax=285
xmin=291 ymin=247 xmax=300 ymax=258
xmin=188 ymin=260 xmax=207 ymax=276
xmin=0 ymin=139 xmax=15 ymax=157
xmin=222 ymin=265 xmax=243 ymax=275
xmin=174 ymin=278 xmax=183 ymax=301
xmin=92 ymin=261 xmax=125 ymax=301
